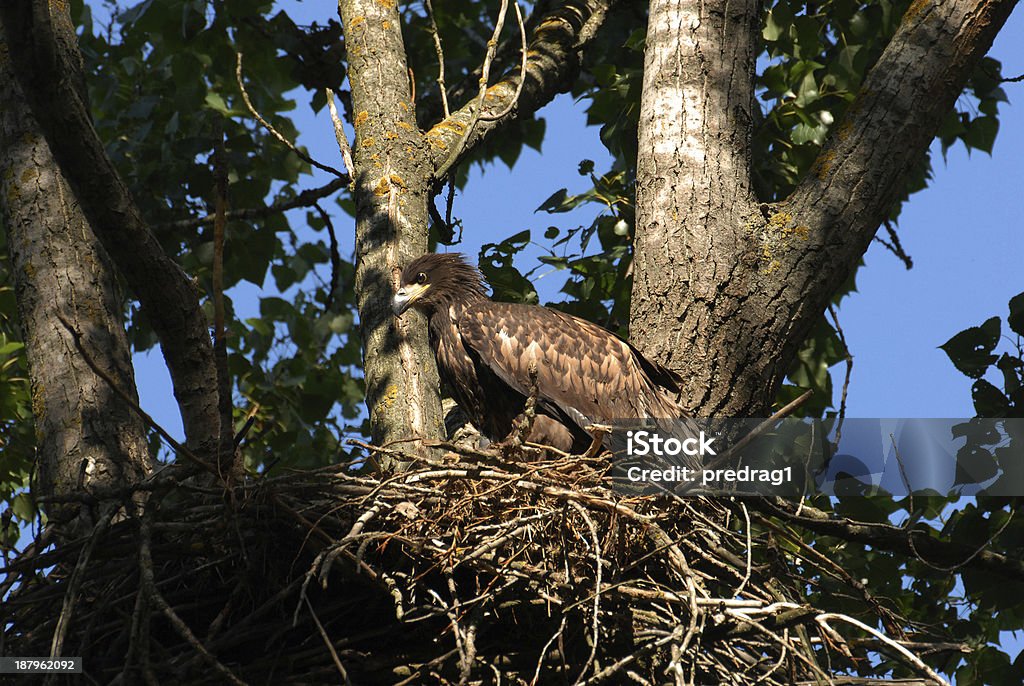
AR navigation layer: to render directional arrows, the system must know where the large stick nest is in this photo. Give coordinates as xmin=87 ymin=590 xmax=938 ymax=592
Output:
xmin=2 ymin=442 xmax=943 ymax=685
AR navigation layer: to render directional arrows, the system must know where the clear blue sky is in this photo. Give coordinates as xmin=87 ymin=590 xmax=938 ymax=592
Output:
xmin=133 ymin=3 xmax=1024 ymax=438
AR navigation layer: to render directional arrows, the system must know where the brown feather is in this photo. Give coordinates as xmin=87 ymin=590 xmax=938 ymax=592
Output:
xmin=395 ymin=253 xmax=689 ymax=452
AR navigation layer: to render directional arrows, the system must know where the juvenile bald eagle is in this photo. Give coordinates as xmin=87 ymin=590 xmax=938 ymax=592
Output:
xmin=392 ymin=253 xmax=690 ymax=453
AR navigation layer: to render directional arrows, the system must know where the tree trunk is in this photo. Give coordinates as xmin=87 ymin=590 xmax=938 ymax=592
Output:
xmin=632 ymin=0 xmax=1016 ymax=416
xmin=1 ymin=2 xmax=227 ymax=466
xmin=0 ymin=22 xmax=152 ymax=523
xmin=632 ymin=0 xmax=762 ymax=416
xmin=339 ymin=0 xmax=446 ymax=454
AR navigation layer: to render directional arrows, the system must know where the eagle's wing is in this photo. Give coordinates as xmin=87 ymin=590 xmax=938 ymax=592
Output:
xmin=457 ymin=302 xmax=683 ymax=428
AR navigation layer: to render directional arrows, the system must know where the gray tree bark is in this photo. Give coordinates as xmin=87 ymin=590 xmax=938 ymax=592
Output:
xmin=1 ymin=1 xmax=228 ymax=466
xmin=632 ymin=0 xmax=1017 ymax=416
xmin=0 ymin=21 xmax=152 ymax=521
xmin=339 ymin=0 xmax=447 ymax=454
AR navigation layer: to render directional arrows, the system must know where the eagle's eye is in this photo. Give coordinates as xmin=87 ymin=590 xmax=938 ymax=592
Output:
xmin=416 ymin=272 xmax=428 ymax=285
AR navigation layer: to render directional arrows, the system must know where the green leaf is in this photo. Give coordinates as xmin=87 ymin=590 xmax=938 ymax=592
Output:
xmin=963 ymin=116 xmax=999 ymax=154
xmin=972 ymin=379 xmax=1010 ymax=417
xmin=11 ymin=492 xmax=35 ymax=522
xmin=536 ymin=189 xmax=569 ymax=213
xmin=1008 ymin=292 xmax=1024 ymax=336
xmin=940 ymin=317 xmax=1001 ymax=379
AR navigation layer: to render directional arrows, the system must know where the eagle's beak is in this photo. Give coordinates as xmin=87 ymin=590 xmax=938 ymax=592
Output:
xmin=392 ymin=283 xmax=428 ymax=316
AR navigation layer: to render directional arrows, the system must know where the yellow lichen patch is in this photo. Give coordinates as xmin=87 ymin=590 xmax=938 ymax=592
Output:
xmin=396 ymin=121 xmax=414 ymax=131
xmin=362 ymin=136 xmax=375 ymax=148
xmin=767 ymin=211 xmax=793 ymax=232
xmin=426 ymin=135 xmax=448 ymax=151
xmin=31 ymin=389 xmax=45 ymax=425
xmin=354 ymin=111 xmax=369 ymax=127
xmin=384 ymin=130 xmax=399 ymax=140
xmin=3 ymin=168 xmax=19 ymax=204
xmin=434 ymin=120 xmax=466 ymax=136
xmin=379 ymin=384 xmax=398 ymax=409
xmin=348 ymin=16 xmax=366 ymax=30
xmin=768 ymin=210 xmax=810 ymax=241
xmin=813 ymin=149 xmax=836 ymax=179
xmin=903 ymin=0 xmax=929 ymax=23
xmin=382 ymin=20 xmax=391 ymax=30
xmin=787 ymin=224 xmax=810 ymax=240
xmin=763 ymin=259 xmax=781 ymax=275
xmin=388 ymin=174 xmax=407 ymax=189
xmin=373 ymin=176 xmax=392 ymax=197
xmin=376 ymin=0 xmax=397 ymax=9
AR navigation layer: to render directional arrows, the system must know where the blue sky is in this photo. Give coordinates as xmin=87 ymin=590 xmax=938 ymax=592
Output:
xmin=133 ymin=4 xmax=1024 ymax=438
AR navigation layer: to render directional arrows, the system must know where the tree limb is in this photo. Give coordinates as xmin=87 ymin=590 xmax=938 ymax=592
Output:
xmin=761 ymin=0 xmax=1017 ymax=393
xmin=1 ymin=1 xmax=224 ymax=459
xmin=752 ymin=497 xmax=1024 ymax=581
xmin=424 ymin=0 xmax=616 ymax=178
xmin=153 ymin=178 xmax=348 ymax=232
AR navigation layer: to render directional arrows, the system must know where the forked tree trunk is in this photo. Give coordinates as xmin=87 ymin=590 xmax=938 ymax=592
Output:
xmin=0 ymin=21 xmax=152 ymax=524
xmin=632 ymin=0 xmax=1016 ymax=416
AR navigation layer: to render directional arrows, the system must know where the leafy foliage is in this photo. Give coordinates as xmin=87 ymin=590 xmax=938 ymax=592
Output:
xmin=942 ymin=292 xmax=1024 ymax=418
xmin=69 ymin=0 xmax=365 ymax=468
xmin=0 ymin=226 xmax=34 ymax=545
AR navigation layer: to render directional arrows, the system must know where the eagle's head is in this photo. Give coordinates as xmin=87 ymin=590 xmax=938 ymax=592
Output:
xmin=392 ymin=253 xmax=488 ymax=316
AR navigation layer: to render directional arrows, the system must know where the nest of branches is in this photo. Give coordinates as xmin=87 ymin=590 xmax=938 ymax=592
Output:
xmin=2 ymin=439 xmax=948 ymax=685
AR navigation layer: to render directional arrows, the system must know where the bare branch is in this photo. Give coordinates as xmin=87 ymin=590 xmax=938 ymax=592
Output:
xmin=325 ymin=87 xmax=356 ymax=180
xmin=477 ymin=1 xmax=528 ymax=123
xmin=426 ymin=0 xmax=616 ymax=177
xmin=424 ymin=0 xmax=451 ymax=118
xmin=235 ymin=52 xmax=347 ymax=179
xmin=154 ymin=178 xmax=347 ymax=232
xmin=752 ymin=497 xmax=1024 ymax=581
xmin=434 ymin=0 xmax=512 ymax=181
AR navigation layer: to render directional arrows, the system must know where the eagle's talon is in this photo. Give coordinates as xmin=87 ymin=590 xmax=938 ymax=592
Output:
xmin=582 ymin=423 xmax=612 ymax=459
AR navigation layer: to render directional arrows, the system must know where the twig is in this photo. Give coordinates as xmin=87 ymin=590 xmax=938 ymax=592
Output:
xmin=212 ymin=119 xmax=235 ymax=474
xmin=424 ymin=0 xmax=450 ymax=118
xmin=303 ymin=595 xmax=352 ymax=685
xmin=569 ymin=501 xmax=602 ymax=685
xmin=673 ymin=389 xmax=814 ymax=496
xmin=733 ymin=502 xmax=752 ymax=598
xmin=235 ymin=52 xmax=346 ymax=178
xmin=313 ymin=203 xmax=343 ymax=312
xmin=873 ymin=220 xmax=913 ymax=269
xmin=815 ymin=614 xmax=949 ymax=686
xmin=827 ymin=304 xmax=852 ymax=447
xmin=325 ymin=87 xmax=356 ymax=180
xmin=154 ymin=178 xmax=347 ymax=231
xmin=434 ymin=0 xmax=511 ymax=180
xmin=48 ymin=505 xmax=117 ymax=665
